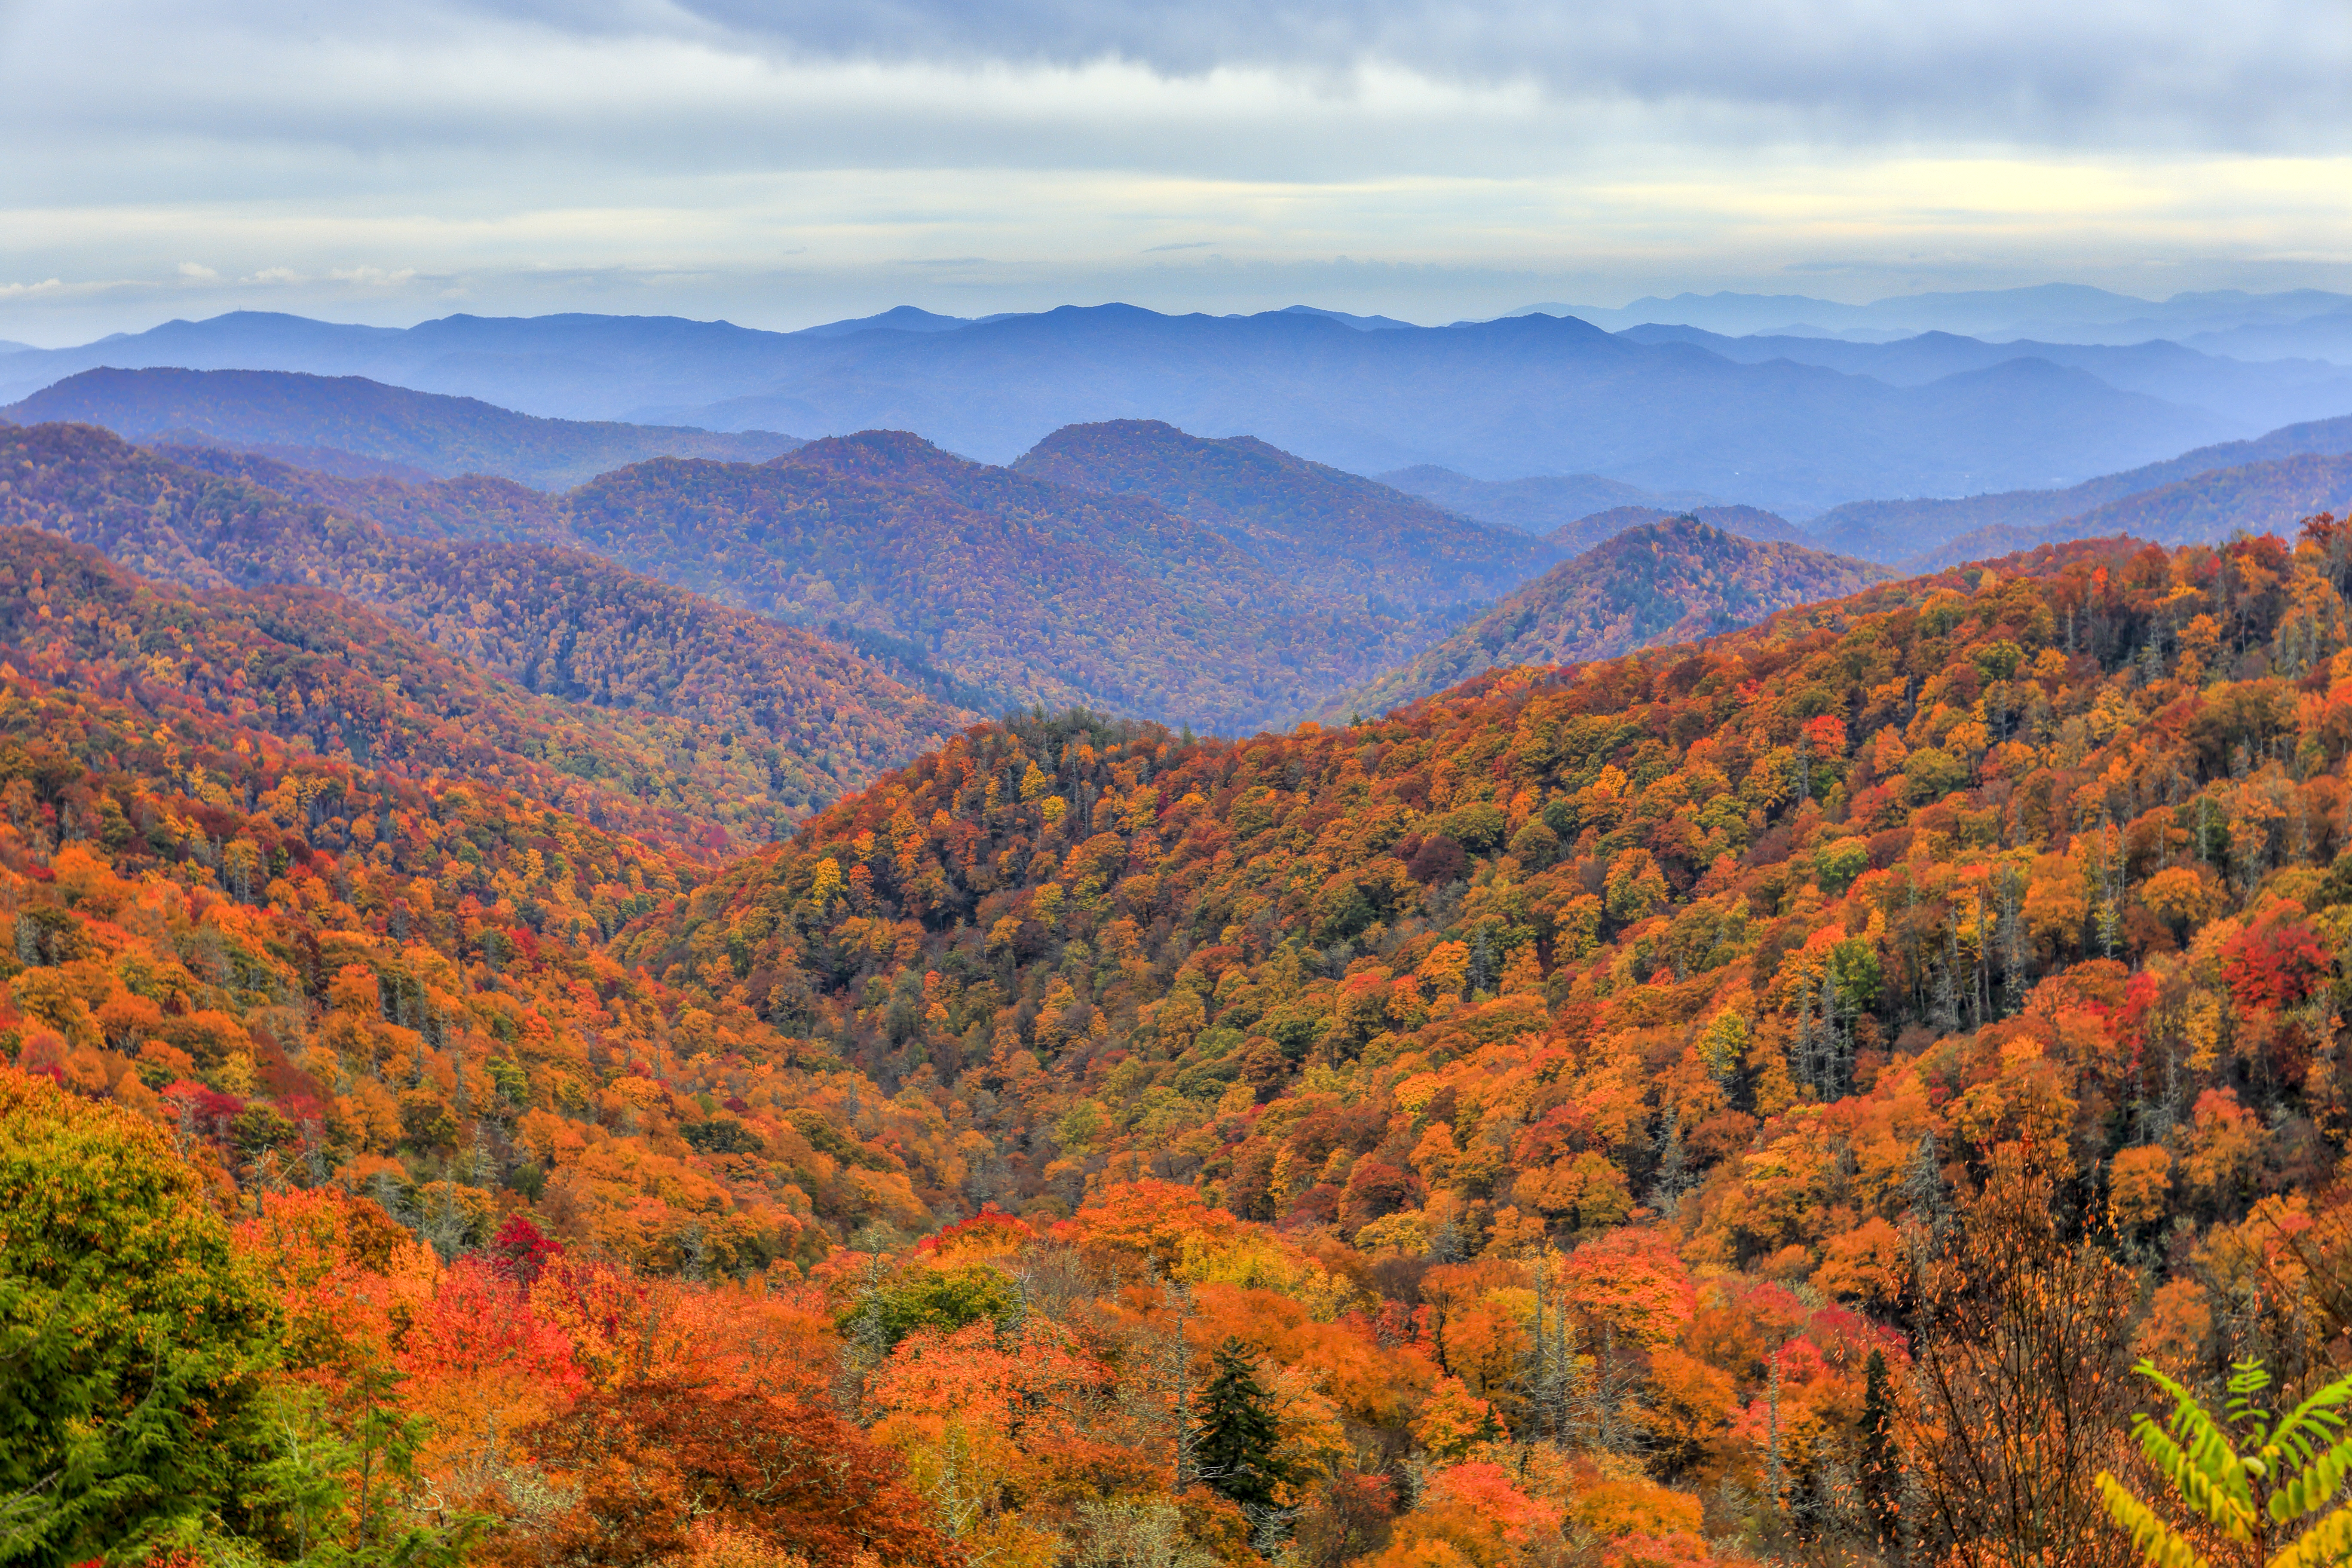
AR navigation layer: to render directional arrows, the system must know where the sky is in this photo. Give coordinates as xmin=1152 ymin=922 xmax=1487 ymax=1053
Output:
xmin=2 ymin=0 xmax=2350 ymax=345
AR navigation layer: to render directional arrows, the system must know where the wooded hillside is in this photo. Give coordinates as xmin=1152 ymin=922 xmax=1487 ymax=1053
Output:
xmin=1337 ymin=517 xmax=1888 ymax=717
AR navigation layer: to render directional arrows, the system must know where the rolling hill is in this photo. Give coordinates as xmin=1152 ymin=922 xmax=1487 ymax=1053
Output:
xmin=155 ymin=442 xmax=573 ymax=545
xmin=558 ymin=431 xmax=1447 ymax=731
xmin=18 ymin=417 xmax=1528 ymax=735
xmin=0 ymin=525 xmax=772 ymax=857
xmin=1911 ymin=450 xmax=2352 ymax=570
xmin=1376 ymin=464 xmax=1717 ymax=533
xmin=651 ymin=307 xmax=2233 ymax=513
xmin=1808 ymin=410 xmax=2352 ymax=561
xmin=0 ymin=422 xmax=970 ymax=831
xmin=0 ymin=367 xmax=803 ymax=489
xmin=1616 ymin=322 xmax=2352 ymax=433
xmin=1011 ymin=418 xmax=1555 ymax=610
xmin=1543 ymin=503 xmax=1811 ymax=554
xmin=0 ymin=305 xmax=2245 ymax=513
xmin=1333 ymin=517 xmax=1888 ymax=717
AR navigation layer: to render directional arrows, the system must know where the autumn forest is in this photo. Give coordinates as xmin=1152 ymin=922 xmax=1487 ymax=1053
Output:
xmin=16 ymin=394 xmax=2352 ymax=1568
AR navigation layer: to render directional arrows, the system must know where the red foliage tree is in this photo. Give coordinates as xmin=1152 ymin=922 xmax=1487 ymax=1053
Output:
xmin=506 ymin=1379 xmax=964 ymax=1568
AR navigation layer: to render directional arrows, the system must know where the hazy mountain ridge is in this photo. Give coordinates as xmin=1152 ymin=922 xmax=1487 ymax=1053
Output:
xmin=1 ymin=366 xmax=803 ymax=488
xmin=1528 ymin=282 xmax=2352 ymax=347
xmin=1375 ymin=464 xmax=1718 ymax=534
xmin=0 ymin=306 xmax=2244 ymax=514
xmin=1332 ymin=516 xmax=1889 ymax=717
xmin=1908 ymin=451 xmax=2352 ymax=571
xmin=1011 ymin=418 xmax=1557 ymax=611
xmin=641 ymin=306 xmax=2235 ymax=512
xmin=1809 ymin=411 xmax=2352 ymax=560
xmin=1615 ymin=322 xmax=2352 ymax=432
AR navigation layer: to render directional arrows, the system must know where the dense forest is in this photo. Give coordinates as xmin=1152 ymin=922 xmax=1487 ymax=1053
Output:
xmin=7 ymin=416 xmax=1936 ymax=735
xmin=0 ymin=423 xmax=973 ymax=830
xmin=562 ymin=432 xmax=1446 ymax=729
xmin=160 ymin=444 xmax=576 ymax=546
xmin=1338 ymin=518 xmax=1886 ymax=717
xmin=27 ymin=395 xmax=2352 ymax=1566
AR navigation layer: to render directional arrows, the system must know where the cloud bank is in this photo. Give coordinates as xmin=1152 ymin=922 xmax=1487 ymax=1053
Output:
xmin=0 ymin=0 xmax=2346 ymax=341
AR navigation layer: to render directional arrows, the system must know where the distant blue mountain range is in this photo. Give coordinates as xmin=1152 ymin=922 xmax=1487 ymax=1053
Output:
xmin=3 ymin=296 xmax=2348 ymax=514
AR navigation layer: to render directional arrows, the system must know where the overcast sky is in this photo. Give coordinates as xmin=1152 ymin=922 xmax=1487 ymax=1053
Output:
xmin=2 ymin=0 xmax=2349 ymax=344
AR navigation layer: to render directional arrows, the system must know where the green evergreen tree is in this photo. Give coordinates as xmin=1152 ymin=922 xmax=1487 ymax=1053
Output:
xmin=1194 ymin=1337 xmax=1286 ymax=1511
xmin=0 ymin=1069 xmax=280 ymax=1567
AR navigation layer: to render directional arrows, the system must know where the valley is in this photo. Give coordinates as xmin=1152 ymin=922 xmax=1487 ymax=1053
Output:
xmin=10 ymin=289 xmax=2352 ymax=1568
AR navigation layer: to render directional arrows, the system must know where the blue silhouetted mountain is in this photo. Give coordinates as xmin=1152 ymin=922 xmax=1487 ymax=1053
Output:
xmin=0 ymin=303 xmax=2261 ymax=514
xmin=1 ymin=366 xmax=800 ymax=489
xmin=1811 ymin=413 xmax=2352 ymax=564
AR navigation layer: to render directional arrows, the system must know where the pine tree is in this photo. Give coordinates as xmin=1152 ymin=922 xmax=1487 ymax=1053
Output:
xmin=1194 ymin=1337 xmax=1286 ymax=1510
xmin=1903 ymin=1130 xmax=1952 ymax=1238
xmin=1648 ymin=1108 xmax=1690 ymax=1214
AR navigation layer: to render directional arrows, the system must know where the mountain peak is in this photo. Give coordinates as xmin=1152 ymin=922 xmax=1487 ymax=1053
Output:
xmin=772 ymin=428 xmax=980 ymax=487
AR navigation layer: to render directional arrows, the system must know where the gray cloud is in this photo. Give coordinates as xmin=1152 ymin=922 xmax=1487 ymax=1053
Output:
xmin=1 ymin=0 xmax=2349 ymax=344
xmin=466 ymin=0 xmax=2352 ymax=151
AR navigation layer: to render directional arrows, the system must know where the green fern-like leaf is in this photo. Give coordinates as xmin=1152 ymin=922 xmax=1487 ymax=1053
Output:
xmin=2100 ymin=1472 xmax=2213 ymax=1568
xmin=2270 ymin=1500 xmax=2352 ymax=1568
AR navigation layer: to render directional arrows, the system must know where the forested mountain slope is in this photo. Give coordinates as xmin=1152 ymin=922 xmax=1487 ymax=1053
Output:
xmin=0 ymin=537 xmax=938 ymax=1278
xmin=0 ymin=423 xmax=971 ymax=827
xmin=1810 ymin=410 xmax=2352 ymax=562
xmin=1543 ymin=503 xmax=1810 ymax=554
xmin=558 ymin=431 xmax=1449 ymax=730
xmin=1338 ymin=518 xmax=1887 ymax=717
xmin=17 ymin=419 xmax=1496 ymax=736
xmin=29 ymin=511 xmax=2352 ymax=1567
xmin=1911 ymin=450 xmax=2352 ymax=571
xmin=606 ymin=519 xmax=2352 ymax=1561
xmin=1013 ymin=419 xmax=1558 ymax=610
xmin=2 ymin=367 xmax=802 ymax=488
xmin=0 ymin=527 xmax=850 ymax=857
xmin=158 ymin=441 xmax=574 ymax=544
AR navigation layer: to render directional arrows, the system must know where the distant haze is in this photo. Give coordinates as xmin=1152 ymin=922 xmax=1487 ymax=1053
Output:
xmin=1 ymin=0 xmax=2349 ymax=341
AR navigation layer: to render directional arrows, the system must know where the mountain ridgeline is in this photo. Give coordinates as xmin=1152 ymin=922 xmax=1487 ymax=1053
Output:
xmin=0 ymin=305 xmax=2269 ymax=513
xmin=1333 ymin=517 xmax=1890 ymax=717
xmin=1 ymin=366 xmax=804 ymax=489
xmin=1378 ymin=464 xmax=1719 ymax=535
xmin=0 ymin=422 xmax=970 ymax=834
xmin=1807 ymin=411 xmax=2352 ymax=564
xmin=1013 ymin=418 xmax=1559 ymax=611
